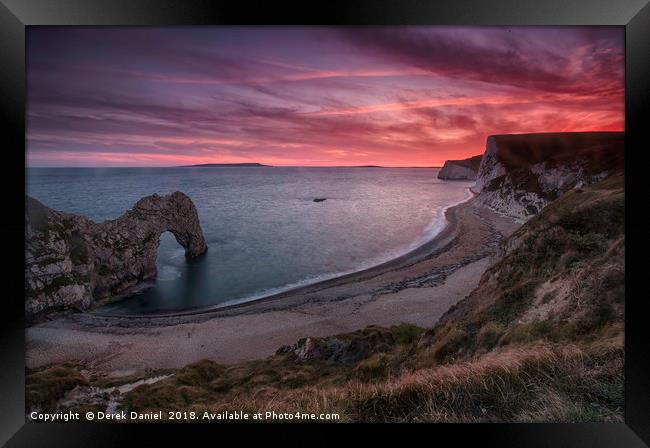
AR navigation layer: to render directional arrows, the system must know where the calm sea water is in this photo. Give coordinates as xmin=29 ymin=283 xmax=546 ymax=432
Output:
xmin=27 ymin=167 xmax=472 ymax=314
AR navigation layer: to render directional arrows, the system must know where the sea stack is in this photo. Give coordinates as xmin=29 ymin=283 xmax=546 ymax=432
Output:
xmin=437 ymin=155 xmax=483 ymax=180
xmin=25 ymin=191 xmax=208 ymax=322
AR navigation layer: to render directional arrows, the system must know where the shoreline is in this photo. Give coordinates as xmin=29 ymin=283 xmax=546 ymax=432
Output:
xmin=27 ymin=198 xmax=521 ymax=374
xmin=92 ymin=188 xmax=475 ymax=321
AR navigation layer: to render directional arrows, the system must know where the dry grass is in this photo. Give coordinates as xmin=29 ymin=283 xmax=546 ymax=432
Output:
xmin=112 ymin=330 xmax=623 ymax=423
xmin=345 ymin=334 xmax=623 ymax=422
xmin=26 ymin=364 xmax=88 ymax=411
xmin=25 ymin=176 xmax=625 ymax=423
xmin=26 ymin=324 xmax=624 ymax=423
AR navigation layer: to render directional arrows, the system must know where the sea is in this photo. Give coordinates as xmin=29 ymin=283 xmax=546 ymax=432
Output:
xmin=26 ymin=167 xmax=473 ymax=315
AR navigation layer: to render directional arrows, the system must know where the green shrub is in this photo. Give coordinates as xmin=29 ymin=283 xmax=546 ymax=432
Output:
xmin=26 ymin=365 xmax=88 ymax=411
xmin=570 ymin=232 xmax=607 ymax=253
xmin=477 ymin=321 xmax=506 ymax=349
xmin=433 ymin=327 xmax=470 ymax=362
xmin=487 ymin=282 xmax=538 ymax=325
xmin=390 ymin=324 xmax=425 ymax=345
xmin=354 ymin=353 xmax=390 ymax=381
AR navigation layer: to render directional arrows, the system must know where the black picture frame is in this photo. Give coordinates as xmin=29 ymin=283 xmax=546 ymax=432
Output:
xmin=1 ymin=0 xmax=648 ymax=445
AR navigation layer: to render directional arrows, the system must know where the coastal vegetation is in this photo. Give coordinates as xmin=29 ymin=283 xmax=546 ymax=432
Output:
xmin=27 ymin=174 xmax=624 ymax=422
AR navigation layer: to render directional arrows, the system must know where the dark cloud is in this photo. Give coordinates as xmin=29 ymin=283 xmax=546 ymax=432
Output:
xmin=339 ymin=27 xmax=623 ymax=94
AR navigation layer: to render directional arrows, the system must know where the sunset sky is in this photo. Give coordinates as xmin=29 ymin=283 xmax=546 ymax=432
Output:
xmin=26 ymin=27 xmax=624 ymax=167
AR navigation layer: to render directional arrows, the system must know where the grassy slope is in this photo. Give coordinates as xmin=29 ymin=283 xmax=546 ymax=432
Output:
xmin=26 ymin=175 xmax=625 ymax=422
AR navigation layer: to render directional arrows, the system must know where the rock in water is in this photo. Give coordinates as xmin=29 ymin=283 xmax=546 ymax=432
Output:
xmin=437 ymin=155 xmax=483 ymax=180
xmin=25 ymin=192 xmax=208 ymax=322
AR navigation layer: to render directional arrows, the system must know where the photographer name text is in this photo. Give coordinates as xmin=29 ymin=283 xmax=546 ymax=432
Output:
xmin=30 ymin=410 xmax=340 ymax=422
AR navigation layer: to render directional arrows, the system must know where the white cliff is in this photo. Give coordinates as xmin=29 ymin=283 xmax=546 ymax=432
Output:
xmin=438 ymin=155 xmax=482 ymax=180
xmin=471 ymin=132 xmax=624 ymax=222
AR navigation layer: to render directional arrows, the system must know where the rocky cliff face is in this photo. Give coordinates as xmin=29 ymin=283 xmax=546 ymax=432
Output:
xmin=437 ymin=155 xmax=482 ymax=180
xmin=25 ymin=192 xmax=207 ymax=322
xmin=471 ymin=132 xmax=624 ymax=221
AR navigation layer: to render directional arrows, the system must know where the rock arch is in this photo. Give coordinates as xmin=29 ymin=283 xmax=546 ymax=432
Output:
xmin=25 ymin=192 xmax=208 ymax=322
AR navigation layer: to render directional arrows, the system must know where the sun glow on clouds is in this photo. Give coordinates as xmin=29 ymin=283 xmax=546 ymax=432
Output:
xmin=27 ymin=27 xmax=624 ymax=167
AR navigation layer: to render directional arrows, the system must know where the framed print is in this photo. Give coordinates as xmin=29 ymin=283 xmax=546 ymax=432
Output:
xmin=1 ymin=0 xmax=648 ymax=445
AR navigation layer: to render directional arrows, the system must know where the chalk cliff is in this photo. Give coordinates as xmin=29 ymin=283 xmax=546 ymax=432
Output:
xmin=471 ymin=132 xmax=624 ymax=221
xmin=25 ymin=192 xmax=207 ymax=322
xmin=437 ymin=155 xmax=483 ymax=180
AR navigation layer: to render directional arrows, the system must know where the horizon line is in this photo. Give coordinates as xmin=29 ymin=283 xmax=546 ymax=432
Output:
xmin=27 ymin=165 xmax=444 ymax=169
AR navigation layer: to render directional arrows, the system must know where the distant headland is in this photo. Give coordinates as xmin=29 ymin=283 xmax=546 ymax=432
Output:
xmin=180 ymin=163 xmax=271 ymax=167
xmin=178 ymin=163 xmax=443 ymax=168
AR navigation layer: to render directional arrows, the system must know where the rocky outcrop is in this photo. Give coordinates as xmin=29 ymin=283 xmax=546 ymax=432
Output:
xmin=276 ymin=325 xmax=413 ymax=364
xmin=437 ymin=155 xmax=482 ymax=180
xmin=471 ymin=132 xmax=624 ymax=221
xmin=25 ymin=192 xmax=207 ymax=322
